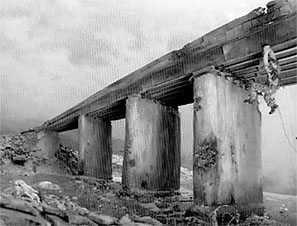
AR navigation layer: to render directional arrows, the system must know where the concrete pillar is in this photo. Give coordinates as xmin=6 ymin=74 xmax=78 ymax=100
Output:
xmin=36 ymin=130 xmax=59 ymax=159
xmin=123 ymin=95 xmax=181 ymax=192
xmin=192 ymin=68 xmax=262 ymax=206
xmin=78 ymin=115 xmax=112 ymax=179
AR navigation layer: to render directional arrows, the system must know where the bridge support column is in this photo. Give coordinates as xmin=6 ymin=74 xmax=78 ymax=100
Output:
xmin=123 ymin=95 xmax=180 ymax=192
xmin=36 ymin=130 xmax=59 ymax=159
xmin=78 ymin=115 xmax=112 ymax=179
xmin=192 ymin=68 xmax=262 ymax=206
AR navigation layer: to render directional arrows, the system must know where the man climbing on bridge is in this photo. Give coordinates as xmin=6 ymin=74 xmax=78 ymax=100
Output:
xmin=244 ymin=44 xmax=281 ymax=114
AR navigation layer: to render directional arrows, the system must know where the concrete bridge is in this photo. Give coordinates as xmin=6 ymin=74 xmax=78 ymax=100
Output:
xmin=35 ymin=0 xmax=296 ymax=207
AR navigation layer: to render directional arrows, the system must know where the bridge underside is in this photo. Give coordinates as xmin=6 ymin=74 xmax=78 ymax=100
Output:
xmin=41 ymin=10 xmax=296 ymax=132
xmin=51 ymin=36 xmax=296 ymax=132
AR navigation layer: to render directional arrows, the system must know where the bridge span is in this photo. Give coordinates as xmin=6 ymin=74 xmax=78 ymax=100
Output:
xmin=34 ymin=0 xmax=296 ymax=208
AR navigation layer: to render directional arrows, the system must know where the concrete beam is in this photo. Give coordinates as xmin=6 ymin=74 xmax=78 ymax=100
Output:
xmin=36 ymin=130 xmax=59 ymax=159
xmin=78 ymin=115 xmax=112 ymax=179
xmin=122 ymin=95 xmax=181 ymax=192
xmin=192 ymin=69 xmax=262 ymax=206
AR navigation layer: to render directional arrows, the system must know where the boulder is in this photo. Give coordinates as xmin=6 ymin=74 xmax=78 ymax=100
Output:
xmin=140 ymin=202 xmax=161 ymax=213
xmin=42 ymin=203 xmax=68 ymax=220
xmin=132 ymin=215 xmax=163 ymax=226
xmin=0 ymin=193 xmax=41 ymax=216
xmin=119 ymin=215 xmax=133 ymax=226
xmin=12 ymin=154 xmax=27 ymax=166
xmin=0 ymin=207 xmax=50 ymax=226
xmin=68 ymin=214 xmax=97 ymax=226
xmin=39 ymin=181 xmax=61 ymax=190
xmin=45 ymin=214 xmax=70 ymax=226
xmin=7 ymin=180 xmax=41 ymax=206
xmin=88 ymin=212 xmax=118 ymax=225
xmin=119 ymin=215 xmax=152 ymax=226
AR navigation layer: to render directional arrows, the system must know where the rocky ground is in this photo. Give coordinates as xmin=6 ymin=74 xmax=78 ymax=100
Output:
xmin=0 ymin=132 xmax=295 ymax=225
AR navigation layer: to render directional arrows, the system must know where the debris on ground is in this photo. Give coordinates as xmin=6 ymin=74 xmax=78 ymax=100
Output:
xmin=0 ymin=134 xmax=34 ymax=165
xmin=242 ymin=214 xmax=289 ymax=226
xmin=55 ymin=144 xmax=78 ymax=175
xmin=1 ymin=132 xmax=295 ymax=225
xmin=0 ymin=180 xmax=163 ymax=225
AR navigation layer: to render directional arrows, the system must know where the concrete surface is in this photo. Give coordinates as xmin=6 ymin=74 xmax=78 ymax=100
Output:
xmin=193 ymin=71 xmax=262 ymax=206
xmin=122 ymin=95 xmax=181 ymax=191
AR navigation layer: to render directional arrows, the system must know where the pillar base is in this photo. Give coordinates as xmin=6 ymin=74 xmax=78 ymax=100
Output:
xmin=78 ymin=115 xmax=112 ymax=179
xmin=192 ymin=70 xmax=262 ymax=206
xmin=123 ymin=95 xmax=181 ymax=192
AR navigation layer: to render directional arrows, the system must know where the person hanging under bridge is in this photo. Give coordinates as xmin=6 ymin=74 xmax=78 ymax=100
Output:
xmin=244 ymin=44 xmax=281 ymax=114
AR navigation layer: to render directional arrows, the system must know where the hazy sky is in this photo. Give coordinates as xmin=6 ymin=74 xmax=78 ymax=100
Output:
xmin=1 ymin=0 xmax=271 ymax=125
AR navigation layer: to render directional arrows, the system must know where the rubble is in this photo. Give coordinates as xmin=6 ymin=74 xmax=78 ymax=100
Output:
xmin=1 ymin=133 xmax=295 ymax=225
xmin=0 ymin=134 xmax=33 ymax=164
xmin=1 ymin=180 xmax=118 ymax=225
xmin=0 ymin=179 xmax=164 ymax=225
xmin=55 ymin=144 xmax=78 ymax=175
xmin=242 ymin=214 xmax=289 ymax=226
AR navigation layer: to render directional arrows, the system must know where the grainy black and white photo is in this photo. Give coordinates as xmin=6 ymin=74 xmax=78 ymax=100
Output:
xmin=0 ymin=0 xmax=296 ymax=225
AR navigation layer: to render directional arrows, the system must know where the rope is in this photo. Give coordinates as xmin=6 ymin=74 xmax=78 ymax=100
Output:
xmin=277 ymin=108 xmax=297 ymax=153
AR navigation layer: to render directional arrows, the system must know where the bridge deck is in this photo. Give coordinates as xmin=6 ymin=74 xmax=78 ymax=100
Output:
xmin=41 ymin=5 xmax=297 ymax=132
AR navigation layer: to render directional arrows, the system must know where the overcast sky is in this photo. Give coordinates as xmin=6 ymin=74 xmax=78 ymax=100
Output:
xmin=0 ymin=0 xmax=271 ymax=125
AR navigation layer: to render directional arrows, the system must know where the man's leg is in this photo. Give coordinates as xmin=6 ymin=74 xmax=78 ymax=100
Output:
xmin=263 ymin=85 xmax=279 ymax=114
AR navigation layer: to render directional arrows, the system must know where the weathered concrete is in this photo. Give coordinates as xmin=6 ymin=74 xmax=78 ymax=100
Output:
xmin=122 ymin=95 xmax=181 ymax=191
xmin=192 ymin=69 xmax=262 ymax=206
xmin=36 ymin=130 xmax=59 ymax=158
xmin=78 ymin=115 xmax=112 ymax=179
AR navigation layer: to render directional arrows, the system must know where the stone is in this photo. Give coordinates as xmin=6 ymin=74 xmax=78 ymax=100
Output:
xmin=68 ymin=214 xmax=97 ymax=226
xmin=133 ymin=215 xmax=163 ymax=226
xmin=76 ymin=206 xmax=90 ymax=216
xmin=88 ymin=212 xmax=118 ymax=225
xmin=45 ymin=214 xmax=70 ymax=226
xmin=184 ymin=205 xmax=212 ymax=219
xmin=9 ymin=180 xmax=41 ymax=205
xmin=120 ymin=215 xmax=151 ymax=226
xmin=39 ymin=181 xmax=61 ymax=190
xmin=11 ymin=154 xmax=27 ymax=165
xmin=0 ymin=207 xmax=50 ymax=226
xmin=0 ymin=193 xmax=40 ymax=216
xmin=140 ymin=203 xmax=161 ymax=213
xmin=42 ymin=203 xmax=68 ymax=220
xmin=119 ymin=215 xmax=133 ymax=225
